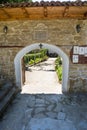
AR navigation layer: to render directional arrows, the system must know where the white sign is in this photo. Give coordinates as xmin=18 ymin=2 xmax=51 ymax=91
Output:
xmin=73 ymin=46 xmax=79 ymax=54
xmin=79 ymin=47 xmax=85 ymax=55
xmin=73 ymin=55 xmax=79 ymax=63
xmin=84 ymin=47 xmax=87 ymax=54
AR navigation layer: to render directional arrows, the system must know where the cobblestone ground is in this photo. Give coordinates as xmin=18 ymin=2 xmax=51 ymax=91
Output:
xmin=0 ymin=58 xmax=87 ymax=130
xmin=0 ymin=93 xmax=87 ymax=130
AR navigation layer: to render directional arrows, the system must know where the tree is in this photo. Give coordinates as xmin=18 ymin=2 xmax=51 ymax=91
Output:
xmin=0 ymin=0 xmax=31 ymax=4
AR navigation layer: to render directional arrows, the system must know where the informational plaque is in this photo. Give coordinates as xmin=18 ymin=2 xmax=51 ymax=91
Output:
xmin=34 ymin=30 xmax=47 ymax=41
xmin=72 ymin=55 xmax=79 ymax=63
xmin=84 ymin=47 xmax=87 ymax=57
xmin=84 ymin=47 xmax=87 ymax=53
xmin=79 ymin=47 xmax=85 ymax=55
xmin=70 ymin=46 xmax=87 ymax=64
xmin=73 ymin=46 xmax=79 ymax=54
xmin=34 ymin=23 xmax=48 ymax=41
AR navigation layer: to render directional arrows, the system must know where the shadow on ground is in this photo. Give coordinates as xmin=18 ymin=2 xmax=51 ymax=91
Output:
xmin=0 ymin=93 xmax=87 ymax=130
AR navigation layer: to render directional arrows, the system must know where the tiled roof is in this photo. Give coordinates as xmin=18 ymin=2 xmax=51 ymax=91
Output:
xmin=0 ymin=1 xmax=87 ymax=8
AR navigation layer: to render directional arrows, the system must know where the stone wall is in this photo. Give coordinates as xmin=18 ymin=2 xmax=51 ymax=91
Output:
xmin=0 ymin=19 xmax=87 ymax=92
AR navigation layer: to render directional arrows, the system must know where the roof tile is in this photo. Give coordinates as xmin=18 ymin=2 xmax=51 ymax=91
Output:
xmin=0 ymin=1 xmax=87 ymax=8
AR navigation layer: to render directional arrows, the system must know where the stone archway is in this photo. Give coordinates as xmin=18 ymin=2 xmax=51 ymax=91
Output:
xmin=14 ymin=43 xmax=69 ymax=93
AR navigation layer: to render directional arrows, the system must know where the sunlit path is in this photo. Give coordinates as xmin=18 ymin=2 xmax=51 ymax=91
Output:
xmin=22 ymin=58 xmax=62 ymax=94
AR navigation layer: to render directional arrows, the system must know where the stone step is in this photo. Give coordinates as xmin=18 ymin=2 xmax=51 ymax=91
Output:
xmin=0 ymin=87 xmax=16 ymax=118
xmin=0 ymin=82 xmax=13 ymax=101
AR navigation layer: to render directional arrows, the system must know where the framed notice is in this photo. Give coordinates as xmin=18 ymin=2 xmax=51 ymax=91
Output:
xmin=84 ymin=47 xmax=87 ymax=56
xmin=73 ymin=46 xmax=79 ymax=54
xmin=72 ymin=55 xmax=79 ymax=63
xmin=79 ymin=47 xmax=85 ymax=55
xmin=71 ymin=46 xmax=87 ymax=64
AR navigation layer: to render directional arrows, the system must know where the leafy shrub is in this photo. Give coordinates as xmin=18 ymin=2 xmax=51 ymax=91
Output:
xmin=35 ymin=58 xmax=42 ymax=64
xmin=24 ymin=48 xmax=48 ymax=65
xmin=56 ymin=66 xmax=62 ymax=81
xmin=42 ymin=55 xmax=48 ymax=61
xmin=55 ymin=57 xmax=62 ymax=82
xmin=55 ymin=57 xmax=62 ymax=66
xmin=29 ymin=59 xmax=34 ymax=65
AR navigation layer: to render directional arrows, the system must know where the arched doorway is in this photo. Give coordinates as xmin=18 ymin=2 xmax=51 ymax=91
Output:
xmin=14 ymin=43 xmax=69 ymax=93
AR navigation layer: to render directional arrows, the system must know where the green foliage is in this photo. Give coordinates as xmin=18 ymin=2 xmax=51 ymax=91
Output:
xmin=55 ymin=57 xmax=62 ymax=67
xmin=56 ymin=66 xmax=62 ymax=81
xmin=28 ymin=56 xmax=48 ymax=66
xmin=29 ymin=59 xmax=34 ymax=65
xmin=0 ymin=0 xmax=32 ymax=4
xmin=55 ymin=57 xmax=62 ymax=82
xmin=35 ymin=58 xmax=41 ymax=64
xmin=42 ymin=55 xmax=48 ymax=61
xmin=24 ymin=48 xmax=48 ymax=66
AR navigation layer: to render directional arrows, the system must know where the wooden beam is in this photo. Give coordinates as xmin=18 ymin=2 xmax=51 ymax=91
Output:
xmin=84 ymin=12 xmax=87 ymax=18
xmin=21 ymin=7 xmax=30 ymax=18
xmin=44 ymin=6 xmax=48 ymax=17
xmin=0 ymin=6 xmax=87 ymax=21
xmin=63 ymin=6 xmax=69 ymax=17
xmin=0 ymin=8 xmax=11 ymax=18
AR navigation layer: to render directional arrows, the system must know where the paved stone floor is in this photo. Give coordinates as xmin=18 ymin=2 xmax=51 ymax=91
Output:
xmin=0 ymin=93 xmax=87 ymax=130
xmin=0 ymin=58 xmax=87 ymax=130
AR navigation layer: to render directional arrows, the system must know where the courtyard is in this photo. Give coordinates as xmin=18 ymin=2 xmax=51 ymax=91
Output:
xmin=0 ymin=1 xmax=87 ymax=129
xmin=0 ymin=58 xmax=87 ymax=130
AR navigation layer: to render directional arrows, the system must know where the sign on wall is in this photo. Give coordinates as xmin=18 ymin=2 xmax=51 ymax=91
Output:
xmin=70 ymin=46 xmax=87 ymax=64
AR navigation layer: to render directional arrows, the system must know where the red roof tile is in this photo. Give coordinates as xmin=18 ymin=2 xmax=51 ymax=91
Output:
xmin=0 ymin=1 xmax=87 ymax=8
